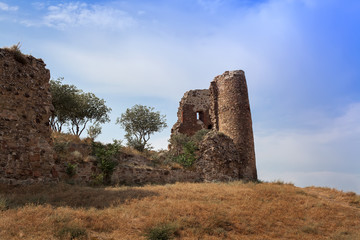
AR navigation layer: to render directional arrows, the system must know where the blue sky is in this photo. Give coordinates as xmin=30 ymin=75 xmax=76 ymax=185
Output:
xmin=1 ymin=0 xmax=359 ymax=193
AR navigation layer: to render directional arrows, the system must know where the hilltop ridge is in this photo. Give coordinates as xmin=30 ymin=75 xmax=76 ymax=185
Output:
xmin=0 ymin=181 xmax=359 ymax=239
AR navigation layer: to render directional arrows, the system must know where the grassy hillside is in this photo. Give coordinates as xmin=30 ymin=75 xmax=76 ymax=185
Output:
xmin=0 ymin=181 xmax=359 ymax=240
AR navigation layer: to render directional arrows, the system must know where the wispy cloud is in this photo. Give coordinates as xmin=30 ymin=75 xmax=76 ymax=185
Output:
xmin=0 ymin=2 xmax=18 ymax=11
xmin=255 ymin=102 xmax=360 ymax=191
xmin=19 ymin=2 xmax=135 ymax=30
xmin=43 ymin=2 xmax=135 ymax=30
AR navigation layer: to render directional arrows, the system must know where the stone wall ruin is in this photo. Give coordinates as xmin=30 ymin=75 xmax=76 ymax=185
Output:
xmin=171 ymin=70 xmax=258 ymax=181
xmin=0 ymin=46 xmax=257 ymax=185
xmin=171 ymin=89 xmax=212 ymax=136
xmin=0 ymin=47 xmax=55 ymax=184
xmin=210 ymin=70 xmax=257 ymax=180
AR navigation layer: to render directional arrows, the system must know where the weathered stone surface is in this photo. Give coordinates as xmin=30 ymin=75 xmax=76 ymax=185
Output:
xmin=0 ymin=48 xmax=256 ymax=186
xmin=196 ymin=131 xmax=243 ymax=181
xmin=171 ymin=89 xmax=212 ymax=136
xmin=210 ymin=70 xmax=257 ymax=180
xmin=0 ymin=48 xmax=56 ymax=184
xmin=111 ymin=165 xmax=200 ymax=185
xmin=53 ymin=143 xmax=201 ymax=185
xmin=171 ymin=70 xmax=257 ymax=181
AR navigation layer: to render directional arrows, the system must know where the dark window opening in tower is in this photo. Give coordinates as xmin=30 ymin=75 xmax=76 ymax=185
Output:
xmin=197 ymin=111 xmax=204 ymax=122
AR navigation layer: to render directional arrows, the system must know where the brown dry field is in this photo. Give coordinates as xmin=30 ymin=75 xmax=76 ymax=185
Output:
xmin=0 ymin=181 xmax=359 ymax=240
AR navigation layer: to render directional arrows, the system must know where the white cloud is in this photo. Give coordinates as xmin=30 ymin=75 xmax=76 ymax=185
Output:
xmin=0 ymin=2 xmax=18 ymax=11
xmin=43 ymin=40 xmax=189 ymax=98
xmin=42 ymin=2 xmax=135 ymax=30
xmin=255 ymin=102 xmax=360 ymax=193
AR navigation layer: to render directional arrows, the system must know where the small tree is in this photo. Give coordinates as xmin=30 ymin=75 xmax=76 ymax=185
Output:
xmin=87 ymin=122 xmax=102 ymax=140
xmin=49 ymin=78 xmax=111 ymax=137
xmin=50 ymin=78 xmax=78 ymax=132
xmin=69 ymin=92 xmax=111 ymax=136
xmin=116 ymin=105 xmax=167 ymax=152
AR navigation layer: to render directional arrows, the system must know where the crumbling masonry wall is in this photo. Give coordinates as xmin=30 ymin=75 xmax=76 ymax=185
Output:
xmin=171 ymin=70 xmax=257 ymax=181
xmin=0 ymin=48 xmax=55 ymax=184
xmin=210 ymin=70 xmax=257 ymax=180
xmin=171 ymin=89 xmax=212 ymax=136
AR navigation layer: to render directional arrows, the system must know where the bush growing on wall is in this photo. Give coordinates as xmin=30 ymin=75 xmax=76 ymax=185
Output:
xmin=168 ymin=129 xmax=210 ymax=168
xmin=65 ymin=162 xmax=77 ymax=177
xmin=91 ymin=140 xmax=122 ymax=185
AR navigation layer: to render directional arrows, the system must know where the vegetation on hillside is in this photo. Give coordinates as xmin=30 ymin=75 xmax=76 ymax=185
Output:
xmin=116 ymin=104 xmax=167 ymax=152
xmin=0 ymin=182 xmax=358 ymax=240
xmin=4 ymin=42 xmax=27 ymax=64
xmin=91 ymin=140 xmax=122 ymax=185
xmin=168 ymin=129 xmax=210 ymax=168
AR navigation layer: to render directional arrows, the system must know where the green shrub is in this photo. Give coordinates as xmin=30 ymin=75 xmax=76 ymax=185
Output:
xmin=65 ymin=162 xmax=77 ymax=177
xmin=145 ymin=223 xmax=178 ymax=240
xmin=168 ymin=129 xmax=210 ymax=168
xmin=173 ymin=141 xmax=197 ymax=168
xmin=91 ymin=140 xmax=122 ymax=184
xmin=168 ymin=133 xmax=191 ymax=156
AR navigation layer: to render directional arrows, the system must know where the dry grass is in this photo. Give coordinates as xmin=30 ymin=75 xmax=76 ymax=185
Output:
xmin=4 ymin=42 xmax=28 ymax=64
xmin=121 ymin=146 xmax=146 ymax=156
xmin=52 ymin=132 xmax=92 ymax=145
xmin=0 ymin=182 xmax=359 ymax=240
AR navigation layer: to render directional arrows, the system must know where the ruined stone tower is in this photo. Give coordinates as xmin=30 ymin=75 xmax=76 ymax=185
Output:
xmin=0 ymin=47 xmax=55 ymax=184
xmin=210 ymin=70 xmax=257 ymax=180
xmin=171 ymin=89 xmax=211 ymax=136
xmin=171 ymin=70 xmax=257 ymax=181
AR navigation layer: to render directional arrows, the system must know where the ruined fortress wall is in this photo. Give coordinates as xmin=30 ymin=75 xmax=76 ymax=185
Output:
xmin=210 ymin=70 xmax=257 ymax=180
xmin=0 ymin=48 xmax=55 ymax=184
xmin=171 ymin=89 xmax=211 ymax=136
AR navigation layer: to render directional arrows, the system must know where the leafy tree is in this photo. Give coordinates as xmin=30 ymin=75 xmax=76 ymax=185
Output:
xmin=87 ymin=122 xmax=102 ymax=140
xmin=69 ymin=92 xmax=111 ymax=136
xmin=49 ymin=78 xmax=111 ymax=137
xmin=116 ymin=105 xmax=167 ymax=152
xmin=49 ymin=78 xmax=78 ymax=132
